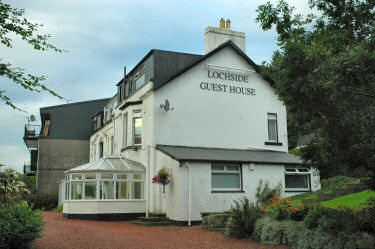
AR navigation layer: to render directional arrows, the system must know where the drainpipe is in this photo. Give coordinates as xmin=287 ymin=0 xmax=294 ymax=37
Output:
xmin=146 ymin=145 xmax=150 ymax=218
xmin=184 ymin=162 xmax=191 ymax=226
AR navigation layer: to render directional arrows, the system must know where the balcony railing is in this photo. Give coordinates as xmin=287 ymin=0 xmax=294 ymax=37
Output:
xmin=24 ymin=124 xmax=41 ymax=139
xmin=23 ymin=163 xmax=36 ymax=176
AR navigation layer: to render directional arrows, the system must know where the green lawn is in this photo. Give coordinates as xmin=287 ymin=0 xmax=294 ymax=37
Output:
xmin=320 ymin=190 xmax=375 ymax=210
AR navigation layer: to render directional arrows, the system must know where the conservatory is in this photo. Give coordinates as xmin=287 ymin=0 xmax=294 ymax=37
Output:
xmin=60 ymin=156 xmax=146 ymax=220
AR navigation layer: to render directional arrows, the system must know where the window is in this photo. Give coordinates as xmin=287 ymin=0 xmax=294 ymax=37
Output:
xmin=133 ymin=112 xmax=142 ymax=145
xmin=110 ymin=136 xmax=114 ymax=155
xmin=84 ymin=173 xmax=97 ymax=199
xmin=71 ymin=173 xmax=83 ymax=200
xmin=125 ymin=82 xmax=130 ymax=99
xmin=267 ymin=113 xmax=278 ymax=142
xmin=122 ymin=114 xmax=128 ymax=147
xmin=131 ymin=68 xmax=145 ymax=93
xmin=119 ymin=85 xmax=123 ymax=102
xmin=99 ymin=142 xmax=104 ymax=158
xmin=100 ymin=173 xmax=114 ymax=199
xmin=211 ymin=163 xmax=241 ymax=191
xmin=285 ymin=168 xmax=311 ymax=192
xmin=64 ymin=171 xmax=145 ymax=201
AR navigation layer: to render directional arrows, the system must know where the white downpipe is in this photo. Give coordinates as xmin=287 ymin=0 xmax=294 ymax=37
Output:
xmin=185 ymin=162 xmax=191 ymax=226
xmin=146 ymin=145 xmax=150 ymax=218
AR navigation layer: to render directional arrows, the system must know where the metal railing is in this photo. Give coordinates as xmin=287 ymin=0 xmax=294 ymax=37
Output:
xmin=24 ymin=124 xmax=41 ymax=139
xmin=23 ymin=163 xmax=36 ymax=176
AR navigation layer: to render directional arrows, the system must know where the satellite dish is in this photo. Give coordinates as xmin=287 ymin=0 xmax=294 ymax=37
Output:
xmin=160 ymin=99 xmax=174 ymax=112
xmin=30 ymin=115 xmax=36 ymax=122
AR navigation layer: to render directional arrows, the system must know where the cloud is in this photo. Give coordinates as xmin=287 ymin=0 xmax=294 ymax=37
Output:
xmin=0 ymin=145 xmax=28 ymax=173
xmin=0 ymin=0 xmax=311 ymax=175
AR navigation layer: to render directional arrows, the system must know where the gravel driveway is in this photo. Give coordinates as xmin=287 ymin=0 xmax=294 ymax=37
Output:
xmin=31 ymin=212 xmax=289 ymax=249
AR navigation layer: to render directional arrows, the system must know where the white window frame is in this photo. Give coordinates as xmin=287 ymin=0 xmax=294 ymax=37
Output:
xmin=211 ymin=163 xmax=242 ymax=191
xmin=284 ymin=168 xmax=311 ymax=192
xmin=131 ymin=67 xmax=145 ymax=93
xmin=133 ymin=111 xmax=142 ymax=145
xmin=83 ymin=173 xmax=97 ymax=200
xmin=63 ymin=172 xmax=145 ymax=201
xmin=122 ymin=113 xmax=128 ymax=147
xmin=110 ymin=136 xmax=114 ymax=155
xmin=267 ymin=113 xmax=278 ymax=142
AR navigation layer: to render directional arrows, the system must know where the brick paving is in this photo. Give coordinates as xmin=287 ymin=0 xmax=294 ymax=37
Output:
xmin=31 ymin=212 xmax=289 ymax=249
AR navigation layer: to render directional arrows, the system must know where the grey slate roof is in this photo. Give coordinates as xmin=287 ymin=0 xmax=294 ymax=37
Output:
xmin=157 ymin=40 xmax=275 ymax=90
xmin=156 ymin=145 xmax=302 ymax=165
xmin=116 ymin=40 xmax=274 ymax=95
xmin=40 ymin=98 xmax=110 ymax=140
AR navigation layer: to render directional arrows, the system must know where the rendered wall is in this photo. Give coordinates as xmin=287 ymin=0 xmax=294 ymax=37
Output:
xmin=37 ymin=139 xmax=89 ymax=195
xmin=154 ymin=46 xmax=288 ymax=152
xmin=63 ymin=200 xmax=145 ymax=214
xmin=170 ymin=161 xmax=320 ymax=222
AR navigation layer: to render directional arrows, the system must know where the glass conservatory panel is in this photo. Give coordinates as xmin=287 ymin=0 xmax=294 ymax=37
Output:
xmin=100 ymin=181 xmax=114 ymax=199
xmin=107 ymin=158 xmax=128 ymax=170
xmin=65 ymin=182 xmax=70 ymax=200
xmin=85 ymin=173 xmax=96 ymax=180
xmin=84 ymin=182 xmax=97 ymax=199
xmin=98 ymin=160 xmax=115 ymax=170
xmin=71 ymin=182 xmax=83 ymax=200
xmin=133 ymin=174 xmax=144 ymax=180
xmin=116 ymin=181 xmax=130 ymax=199
xmin=101 ymin=173 xmax=113 ymax=179
xmin=132 ymin=182 xmax=144 ymax=199
xmin=117 ymin=174 xmax=128 ymax=180
xmin=71 ymin=174 xmax=82 ymax=180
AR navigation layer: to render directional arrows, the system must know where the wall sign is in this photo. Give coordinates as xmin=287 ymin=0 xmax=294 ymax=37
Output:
xmin=200 ymin=70 xmax=256 ymax=96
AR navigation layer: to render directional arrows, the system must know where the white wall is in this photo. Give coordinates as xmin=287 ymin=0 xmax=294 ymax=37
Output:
xmin=154 ymin=46 xmax=288 ymax=152
xmin=169 ymin=161 xmax=320 ymax=221
xmin=63 ymin=200 xmax=145 ymax=214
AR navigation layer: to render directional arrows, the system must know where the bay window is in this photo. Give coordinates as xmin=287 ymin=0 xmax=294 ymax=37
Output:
xmin=63 ymin=171 xmax=145 ymax=201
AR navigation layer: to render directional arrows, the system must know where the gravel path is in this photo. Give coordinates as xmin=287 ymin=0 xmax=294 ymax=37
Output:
xmin=31 ymin=212 xmax=289 ymax=249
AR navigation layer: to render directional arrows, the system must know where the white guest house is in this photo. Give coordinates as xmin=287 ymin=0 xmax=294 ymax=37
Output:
xmin=60 ymin=19 xmax=320 ymax=224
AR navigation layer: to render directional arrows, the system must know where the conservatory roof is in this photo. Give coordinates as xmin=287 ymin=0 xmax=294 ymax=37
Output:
xmin=64 ymin=156 xmax=146 ymax=174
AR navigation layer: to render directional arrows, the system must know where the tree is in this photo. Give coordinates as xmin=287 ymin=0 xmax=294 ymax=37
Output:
xmin=0 ymin=1 xmax=64 ymax=111
xmin=256 ymin=0 xmax=375 ymax=187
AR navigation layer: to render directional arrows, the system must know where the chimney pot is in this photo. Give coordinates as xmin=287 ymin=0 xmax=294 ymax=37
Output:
xmin=220 ymin=18 xmax=225 ymax=29
xmin=226 ymin=19 xmax=231 ymax=29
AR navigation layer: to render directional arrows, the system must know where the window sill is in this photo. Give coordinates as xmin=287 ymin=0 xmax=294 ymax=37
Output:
xmin=120 ymin=145 xmax=141 ymax=152
xmin=211 ymin=190 xmax=245 ymax=193
xmin=265 ymin=141 xmax=283 ymax=146
xmin=284 ymin=189 xmax=311 ymax=193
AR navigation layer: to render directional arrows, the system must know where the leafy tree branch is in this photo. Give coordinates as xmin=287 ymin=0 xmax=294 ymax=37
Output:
xmin=0 ymin=1 xmax=65 ymax=111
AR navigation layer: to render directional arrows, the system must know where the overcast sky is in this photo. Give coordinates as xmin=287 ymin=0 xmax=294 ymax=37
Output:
xmin=0 ymin=0 xmax=311 ymax=173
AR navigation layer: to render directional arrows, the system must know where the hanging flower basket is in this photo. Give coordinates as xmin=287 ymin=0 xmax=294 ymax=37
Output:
xmin=152 ymin=167 xmax=172 ymax=193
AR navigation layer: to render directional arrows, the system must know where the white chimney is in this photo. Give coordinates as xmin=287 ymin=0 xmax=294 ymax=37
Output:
xmin=205 ymin=18 xmax=246 ymax=54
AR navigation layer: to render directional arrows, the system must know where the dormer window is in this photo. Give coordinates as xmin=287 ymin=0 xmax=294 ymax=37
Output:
xmin=131 ymin=67 xmax=145 ymax=92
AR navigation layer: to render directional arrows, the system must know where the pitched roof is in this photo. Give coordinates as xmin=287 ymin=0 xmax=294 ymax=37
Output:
xmin=156 ymin=145 xmax=302 ymax=165
xmin=156 ymin=40 xmax=275 ymax=90
xmin=40 ymin=98 xmax=110 ymax=140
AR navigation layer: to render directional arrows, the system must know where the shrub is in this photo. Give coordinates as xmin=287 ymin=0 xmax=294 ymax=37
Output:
xmin=254 ymin=216 xmax=375 ymax=249
xmin=225 ymin=197 xmax=263 ymax=238
xmin=53 ymin=205 xmax=63 ymax=213
xmin=26 ymin=193 xmax=58 ymax=210
xmin=320 ymin=175 xmax=358 ymax=189
xmin=0 ymin=170 xmax=30 ymax=205
xmin=255 ymin=179 xmax=282 ymax=206
xmin=0 ymin=202 xmax=45 ymax=249
xmin=304 ymin=205 xmax=362 ymax=235
xmin=262 ymin=195 xmax=312 ymax=221
xmin=361 ymin=197 xmax=375 ymax=233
